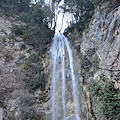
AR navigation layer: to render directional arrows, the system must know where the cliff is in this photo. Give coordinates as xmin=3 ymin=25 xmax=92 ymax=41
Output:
xmin=81 ymin=0 xmax=120 ymax=88
xmin=0 ymin=16 xmax=51 ymax=120
xmin=0 ymin=0 xmax=120 ymax=120
xmin=73 ymin=0 xmax=120 ymax=119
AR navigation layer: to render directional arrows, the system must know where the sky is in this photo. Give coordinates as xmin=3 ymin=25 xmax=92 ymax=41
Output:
xmin=31 ymin=0 xmax=74 ymax=34
xmin=55 ymin=0 xmax=74 ymax=34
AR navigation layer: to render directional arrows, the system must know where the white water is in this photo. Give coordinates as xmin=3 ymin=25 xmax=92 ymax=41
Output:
xmin=51 ymin=34 xmax=81 ymax=120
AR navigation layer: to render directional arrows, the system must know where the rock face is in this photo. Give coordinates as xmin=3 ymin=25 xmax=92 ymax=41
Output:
xmin=0 ymin=16 xmax=49 ymax=120
xmin=0 ymin=0 xmax=120 ymax=120
xmin=75 ymin=0 xmax=120 ymax=119
xmin=81 ymin=0 xmax=120 ymax=89
xmin=0 ymin=17 xmax=24 ymax=120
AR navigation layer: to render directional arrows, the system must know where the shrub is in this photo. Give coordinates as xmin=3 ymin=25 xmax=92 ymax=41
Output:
xmin=20 ymin=44 xmax=27 ymax=50
xmin=22 ymin=61 xmax=30 ymax=70
xmin=102 ymin=84 xmax=120 ymax=120
xmin=91 ymin=57 xmax=99 ymax=68
xmin=27 ymin=73 xmax=45 ymax=91
xmin=19 ymin=54 xmax=26 ymax=60
xmin=18 ymin=12 xmax=31 ymax=23
xmin=2 ymin=49 xmax=13 ymax=62
xmin=89 ymin=82 xmax=102 ymax=96
xmin=91 ymin=57 xmax=100 ymax=73
xmin=1 ymin=36 xmax=6 ymax=42
xmin=11 ymin=23 xmax=52 ymax=51
xmin=90 ymin=80 xmax=120 ymax=120
xmin=24 ymin=53 xmax=45 ymax=92
xmin=21 ymin=108 xmax=44 ymax=120
xmin=8 ymin=34 xmax=15 ymax=40
xmin=11 ymin=25 xmax=24 ymax=35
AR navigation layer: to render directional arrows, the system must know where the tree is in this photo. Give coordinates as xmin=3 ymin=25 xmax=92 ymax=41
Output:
xmin=52 ymin=0 xmax=101 ymax=33
xmin=0 ymin=0 xmax=31 ymax=15
xmin=12 ymin=0 xmax=54 ymax=50
xmin=18 ymin=0 xmax=31 ymax=12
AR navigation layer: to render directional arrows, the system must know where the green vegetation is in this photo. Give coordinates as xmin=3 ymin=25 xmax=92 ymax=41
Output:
xmin=8 ymin=34 xmax=15 ymax=40
xmin=0 ymin=36 xmax=6 ymax=42
xmin=0 ymin=0 xmax=31 ymax=16
xmin=89 ymin=82 xmax=102 ymax=96
xmin=22 ymin=53 xmax=45 ymax=92
xmin=91 ymin=57 xmax=100 ymax=73
xmin=11 ymin=24 xmax=52 ymax=51
xmin=91 ymin=57 xmax=99 ymax=68
xmin=21 ymin=107 xmax=44 ymax=120
xmin=11 ymin=25 xmax=24 ymax=35
xmin=2 ymin=49 xmax=13 ymax=62
xmin=59 ymin=0 xmax=101 ymax=34
xmin=1 ymin=1 xmax=119 ymax=120
xmin=0 ymin=0 xmax=52 ymax=95
xmin=11 ymin=2 xmax=54 ymax=51
xmin=103 ymin=85 xmax=120 ymax=120
xmin=90 ymin=74 xmax=120 ymax=120
xmin=1 ymin=0 xmax=104 ymax=36
xmin=20 ymin=44 xmax=27 ymax=50
xmin=81 ymin=55 xmax=100 ymax=83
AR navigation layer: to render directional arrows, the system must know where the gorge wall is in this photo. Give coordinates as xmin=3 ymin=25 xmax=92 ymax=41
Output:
xmin=73 ymin=0 xmax=120 ymax=119
xmin=0 ymin=0 xmax=120 ymax=120
xmin=80 ymin=0 xmax=120 ymax=88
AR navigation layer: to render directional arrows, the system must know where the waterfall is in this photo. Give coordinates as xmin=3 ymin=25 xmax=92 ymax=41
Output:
xmin=51 ymin=34 xmax=81 ymax=120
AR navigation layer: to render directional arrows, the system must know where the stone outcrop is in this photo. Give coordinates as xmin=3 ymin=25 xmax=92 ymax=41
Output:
xmin=80 ymin=0 xmax=120 ymax=89
xmin=0 ymin=16 xmax=46 ymax=120
xmin=73 ymin=0 xmax=120 ymax=119
xmin=0 ymin=0 xmax=120 ymax=119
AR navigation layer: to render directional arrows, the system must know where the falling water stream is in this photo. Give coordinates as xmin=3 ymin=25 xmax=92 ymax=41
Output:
xmin=51 ymin=34 xmax=81 ymax=120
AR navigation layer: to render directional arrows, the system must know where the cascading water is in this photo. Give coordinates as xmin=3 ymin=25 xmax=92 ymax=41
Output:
xmin=51 ymin=34 xmax=81 ymax=120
